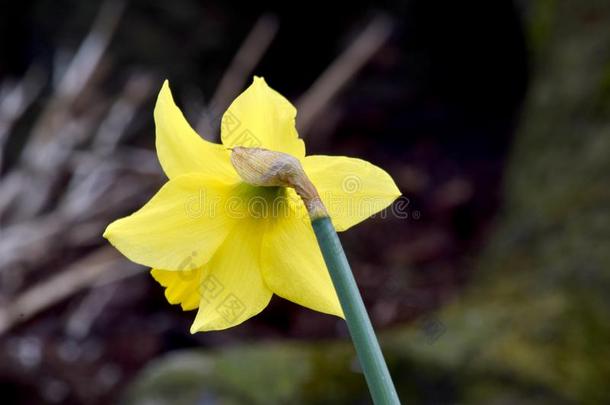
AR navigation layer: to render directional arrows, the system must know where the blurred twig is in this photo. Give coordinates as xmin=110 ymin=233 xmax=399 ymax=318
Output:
xmin=54 ymin=0 xmax=126 ymax=101
xmin=4 ymin=0 xmax=126 ymax=222
xmin=196 ymin=13 xmax=279 ymax=139
xmin=0 ymin=0 xmax=159 ymax=329
xmin=0 ymin=248 xmax=141 ymax=336
xmin=296 ymin=14 xmax=394 ymax=136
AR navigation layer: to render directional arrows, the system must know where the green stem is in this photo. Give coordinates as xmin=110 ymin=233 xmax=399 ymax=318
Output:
xmin=311 ymin=217 xmax=401 ymax=405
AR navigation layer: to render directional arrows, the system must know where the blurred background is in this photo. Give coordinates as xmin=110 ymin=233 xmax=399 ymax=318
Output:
xmin=0 ymin=0 xmax=608 ymax=403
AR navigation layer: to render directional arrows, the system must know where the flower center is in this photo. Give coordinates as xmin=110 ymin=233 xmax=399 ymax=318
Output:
xmin=232 ymin=182 xmax=292 ymax=220
xmin=230 ymin=146 xmax=328 ymax=220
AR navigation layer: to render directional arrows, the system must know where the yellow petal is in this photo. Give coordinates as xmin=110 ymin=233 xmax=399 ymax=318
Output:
xmin=103 ymin=174 xmax=238 ymax=270
xmin=221 ymin=77 xmax=305 ymax=158
xmin=155 ymin=80 xmax=237 ymax=181
xmin=151 ymin=267 xmax=202 ymax=310
xmin=261 ymin=191 xmax=343 ymax=318
xmin=190 ymin=220 xmax=272 ymax=332
xmin=303 ymin=155 xmax=401 ymax=231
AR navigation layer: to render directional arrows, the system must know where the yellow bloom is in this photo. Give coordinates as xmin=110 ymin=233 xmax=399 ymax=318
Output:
xmin=103 ymin=77 xmax=400 ymax=332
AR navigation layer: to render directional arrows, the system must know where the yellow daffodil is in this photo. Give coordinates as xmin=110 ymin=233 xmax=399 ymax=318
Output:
xmin=103 ymin=77 xmax=400 ymax=332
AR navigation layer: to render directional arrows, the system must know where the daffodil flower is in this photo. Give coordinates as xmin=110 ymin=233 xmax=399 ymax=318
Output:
xmin=103 ymin=77 xmax=400 ymax=333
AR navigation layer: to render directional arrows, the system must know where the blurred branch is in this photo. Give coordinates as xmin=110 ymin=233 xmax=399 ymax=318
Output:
xmin=196 ymin=13 xmax=279 ymax=139
xmin=92 ymin=72 xmax=155 ymax=153
xmin=0 ymin=69 xmax=158 ymax=288
xmin=64 ymin=284 xmax=117 ymax=339
xmin=296 ymin=14 xmax=394 ymax=136
xmin=4 ymin=0 xmax=126 ymax=222
xmin=0 ymin=248 xmax=141 ymax=336
xmin=55 ymin=0 xmax=126 ymax=100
